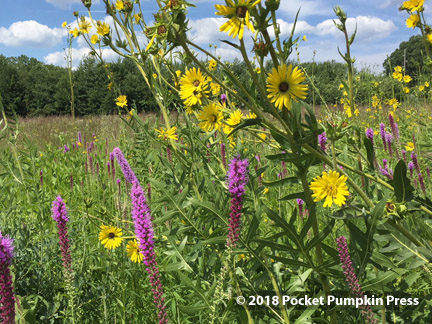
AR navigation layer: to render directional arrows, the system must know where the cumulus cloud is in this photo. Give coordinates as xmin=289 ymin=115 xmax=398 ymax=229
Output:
xmin=315 ymin=16 xmax=397 ymax=42
xmin=44 ymin=47 xmax=118 ymax=68
xmin=0 ymin=21 xmax=65 ymax=48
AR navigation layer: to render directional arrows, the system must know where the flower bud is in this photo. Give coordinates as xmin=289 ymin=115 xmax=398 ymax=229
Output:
xmin=81 ymin=0 xmax=91 ymax=8
xmin=265 ymin=0 xmax=280 ymax=10
xmin=334 ymin=6 xmax=347 ymax=23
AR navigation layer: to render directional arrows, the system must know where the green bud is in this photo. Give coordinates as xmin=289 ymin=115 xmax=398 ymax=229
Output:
xmin=81 ymin=0 xmax=92 ymax=9
xmin=334 ymin=6 xmax=347 ymax=23
xmin=265 ymin=0 xmax=280 ymax=11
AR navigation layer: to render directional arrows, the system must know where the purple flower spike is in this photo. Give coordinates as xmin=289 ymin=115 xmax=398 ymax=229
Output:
xmin=337 ymin=236 xmax=378 ymax=324
xmin=112 ymin=147 xmax=139 ymax=184
xmin=52 ymin=196 xmax=72 ymax=273
xmin=379 ymin=123 xmax=387 ymax=151
xmin=408 ymin=161 xmax=414 ymax=178
xmin=365 ymin=128 xmax=374 ymax=144
xmin=318 ymin=131 xmax=327 ymax=151
xmin=131 ymin=182 xmax=168 ymax=324
xmin=410 ymin=152 xmax=421 ymax=174
xmin=64 ymin=144 xmax=70 ymax=153
xmin=401 ymin=149 xmax=406 ymax=162
xmin=221 ymin=143 xmax=227 ymax=169
xmin=227 ymin=156 xmax=249 ymax=248
xmin=0 ymin=231 xmax=15 ymax=324
xmin=221 ymin=93 xmax=227 ymax=105
xmin=388 ymin=114 xmax=399 ymax=141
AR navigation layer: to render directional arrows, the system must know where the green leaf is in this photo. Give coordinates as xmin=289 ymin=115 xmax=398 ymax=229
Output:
xmin=363 ymin=137 xmax=375 ymax=170
xmin=226 ymin=118 xmax=263 ymax=137
xmin=305 ymin=220 xmax=335 ymax=253
xmin=262 ymin=176 xmax=299 ymax=187
xmin=390 ymin=160 xmax=414 ymax=202
xmin=279 ymin=192 xmax=306 ymax=201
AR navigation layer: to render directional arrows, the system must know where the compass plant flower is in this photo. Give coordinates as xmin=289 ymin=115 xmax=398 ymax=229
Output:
xmin=266 ymin=64 xmax=308 ymax=110
xmin=179 ymin=67 xmax=209 ymax=107
xmin=310 ymin=170 xmax=349 ymax=208
xmin=198 ymin=103 xmax=224 ymax=132
xmin=155 ymin=126 xmax=178 ymax=141
xmin=215 ymin=0 xmax=261 ymax=40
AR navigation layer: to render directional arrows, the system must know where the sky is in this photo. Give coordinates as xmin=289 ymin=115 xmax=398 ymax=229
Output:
xmin=0 ymin=0 xmax=425 ymax=73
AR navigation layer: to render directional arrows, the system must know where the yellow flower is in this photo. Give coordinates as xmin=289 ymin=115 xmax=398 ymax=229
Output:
xmin=338 ymin=83 xmax=344 ymax=90
xmin=208 ymin=59 xmax=217 ymax=71
xmin=405 ymin=141 xmax=415 ymax=151
xmin=259 ymin=133 xmax=267 ymax=141
xmin=427 ymin=34 xmax=432 ymax=44
xmin=197 ymin=103 xmax=224 ymax=132
xmin=245 ymin=112 xmax=257 ymax=119
xmin=90 ymin=34 xmax=100 ymax=44
xmin=406 ymin=14 xmax=420 ymax=28
xmin=215 ymin=0 xmax=261 ymax=40
xmin=419 ymin=85 xmax=425 ymax=92
xmin=394 ymin=66 xmax=403 ymax=73
xmin=155 ymin=126 xmax=178 ymax=141
xmin=96 ymin=21 xmax=110 ymax=36
xmin=179 ymin=67 xmax=209 ymax=107
xmin=354 ymin=109 xmax=360 ymax=116
xmin=99 ymin=225 xmax=124 ymax=250
xmin=145 ymin=34 xmax=156 ymax=51
xmin=425 ymin=81 xmax=430 ymax=87
xmin=404 ymin=87 xmax=410 ymax=93
xmin=266 ymin=64 xmax=308 ymax=110
xmin=392 ymin=71 xmax=403 ymax=81
xmin=70 ymin=28 xmax=79 ymax=38
xmin=107 ymin=82 xmax=113 ymax=91
xmin=62 ymin=21 xmax=68 ymax=28
xmin=134 ymin=13 xmax=142 ymax=24
xmin=342 ymin=90 xmax=348 ymax=97
xmin=310 ymin=170 xmax=349 ymax=208
xmin=126 ymin=240 xmax=143 ymax=263
xmin=403 ymin=0 xmax=424 ymax=12
xmin=127 ymin=109 xmax=135 ymax=121
xmin=153 ymin=73 xmax=157 ymax=79
xmin=115 ymin=95 xmax=128 ymax=108
xmin=263 ymin=187 xmax=269 ymax=194
xmin=116 ymin=0 xmax=124 ymax=11
xmin=210 ymin=82 xmax=221 ymax=96
xmin=255 ymin=67 xmax=261 ymax=73
xmin=175 ymin=70 xmax=182 ymax=78
xmin=388 ymin=98 xmax=399 ymax=109
xmin=403 ymin=75 xmax=412 ymax=83
xmin=79 ymin=19 xmax=91 ymax=34
xmin=224 ymin=109 xmax=243 ymax=134
xmin=302 ymin=35 xmax=307 ymax=41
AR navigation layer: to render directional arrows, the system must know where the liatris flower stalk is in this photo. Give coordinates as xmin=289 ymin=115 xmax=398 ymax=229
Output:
xmin=0 ymin=231 xmax=15 ymax=324
xmin=110 ymin=152 xmax=116 ymax=180
xmin=379 ymin=123 xmax=386 ymax=152
xmin=130 ymin=182 xmax=168 ymax=324
xmin=112 ymin=147 xmax=139 ymax=184
xmin=365 ymin=128 xmax=378 ymax=168
xmin=166 ymin=147 xmax=172 ymax=163
xmin=318 ymin=131 xmax=327 ymax=151
xmin=221 ymin=93 xmax=227 ymax=105
xmin=70 ymin=175 xmax=74 ymax=191
xmin=336 ymin=236 xmax=378 ymax=324
xmin=52 ymin=196 xmax=72 ymax=273
xmin=220 ymin=143 xmax=226 ymax=169
xmin=408 ymin=161 xmax=414 ymax=178
xmin=388 ymin=114 xmax=400 ymax=159
xmin=40 ymin=170 xmax=43 ymax=188
xmin=418 ymin=173 xmax=427 ymax=194
xmin=385 ymin=133 xmax=393 ymax=158
xmin=410 ymin=152 xmax=421 ymax=174
xmin=401 ymin=149 xmax=407 ymax=162
xmin=296 ymin=198 xmax=306 ymax=219
xmin=77 ymin=131 xmax=82 ymax=145
xmin=64 ymin=144 xmax=70 ymax=153
xmin=227 ymin=156 xmax=249 ymax=248
xmin=427 ymin=167 xmax=431 ymax=178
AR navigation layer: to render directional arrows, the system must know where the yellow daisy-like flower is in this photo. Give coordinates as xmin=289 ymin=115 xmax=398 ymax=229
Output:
xmin=62 ymin=21 xmax=68 ymax=28
xmin=224 ymin=109 xmax=243 ymax=134
xmin=424 ymin=81 xmax=430 ymax=87
xmin=134 ymin=13 xmax=142 ymax=24
xmin=152 ymin=73 xmax=158 ymax=79
xmin=179 ymin=67 xmax=209 ymax=107
xmin=99 ymin=225 xmax=124 ymax=250
xmin=404 ymin=87 xmax=410 ymax=94
xmin=405 ymin=141 xmax=415 ymax=151
xmin=427 ymin=34 xmax=432 ymax=44
xmin=116 ymin=0 xmax=125 ymax=11
xmin=115 ymin=95 xmax=128 ymax=108
xmin=155 ymin=126 xmax=178 ymax=141
xmin=419 ymin=85 xmax=425 ymax=91
xmin=406 ymin=14 xmax=420 ymax=28
xmin=79 ymin=19 xmax=91 ymax=34
xmin=90 ymin=34 xmax=100 ymax=44
xmin=245 ymin=112 xmax=257 ymax=119
xmin=197 ymin=103 xmax=224 ymax=132
xmin=126 ymin=240 xmax=143 ymax=263
xmin=392 ymin=71 xmax=403 ymax=82
xmin=96 ymin=21 xmax=110 ymax=36
xmin=266 ymin=64 xmax=308 ymax=110
xmin=310 ymin=170 xmax=349 ymax=208
xmin=403 ymin=0 xmax=424 ymax=12
xmin=215 ymin=0 xmax=261 ymax=40
xmin=70 ymin=28 xmax=79 ymax=38
xmin=208 ymin=59 xmax=217 ymax=71
xmin=403 ymin=75 xmax=412 ymax=83
xmin=394 ymin=66 xmax=403 ymax=73
xmin=210 ymin=82 xmax=221 ymax=96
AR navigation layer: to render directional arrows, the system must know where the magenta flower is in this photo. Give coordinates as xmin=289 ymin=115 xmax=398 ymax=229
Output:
xmin=221 ymin=93 xmax=227 ymax=105
xmin=408 ymin=161 xmax=414 ymax=178
xmin=112 ymin=147 xmax=139 ymax=184
xmin=227 ymin=155 xmax=249 ymax=248
xmin=131 ymin=182 xmax=168 ymax=324
xmin=410 ymin=152 xmax=421 ymax=174
xmin=379 ymin=123 xmax=386 ymax=151
xmin=318 ymin=131 xmax=327 ymax=151
xmin=221 ymin=143 xmax=226 ymax=169
xmin=51 ymin=196 xmax=72 ymax=273
xmin=388 ymin=114 xmax=399 ymax=141
xmin=365 ymin=128 xmax=374 ymax=144
xmin=0 ymin=231 xmax=15 ymax=324
xmin=336 ymin=236 xmax=378 ymax=324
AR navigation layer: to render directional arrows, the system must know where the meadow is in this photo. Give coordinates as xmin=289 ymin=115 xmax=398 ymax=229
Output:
xmin=1 ymin=0 xmax=432 ymax=323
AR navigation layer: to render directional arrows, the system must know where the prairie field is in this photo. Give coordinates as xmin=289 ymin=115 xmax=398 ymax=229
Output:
xmin=1 ymin=1 xmax=432 ymax=324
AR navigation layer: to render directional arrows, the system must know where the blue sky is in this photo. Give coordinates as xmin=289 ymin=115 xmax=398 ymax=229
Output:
xmin=0 ymin=0 xmax=423 ymax=73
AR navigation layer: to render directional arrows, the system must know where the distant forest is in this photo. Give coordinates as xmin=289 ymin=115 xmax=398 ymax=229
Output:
xmin=0 ymin=53 xmax=401 ymax=117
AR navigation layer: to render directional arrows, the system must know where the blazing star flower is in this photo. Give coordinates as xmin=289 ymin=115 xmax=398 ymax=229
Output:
xmin=266 ymin=64 xmax=308 ymax=110
xmin=226 ymin=155 xmax=249 ymax=248
xmin=310 ymin=170 xmax=349 ymax=208
xmin=336 ymin=236 xmax=378 ymax=324
xmin=51 ymin=196 xmax=72 ymax=272
xmin=318 ymin=131 xmax=327 ymax=151
xmin=0 ymin=231 xmax=15 ymax=324
xmin=112 ymin=147 xmax=139 ymax=184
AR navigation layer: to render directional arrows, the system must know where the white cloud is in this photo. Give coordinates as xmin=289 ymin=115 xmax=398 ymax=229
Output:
xmin=44 ymin=48 xmax=118 ymax=68
xmin=315 ymin=16 xmax=396 ymax=42
xmin=0 ymin=21 xmax=65 ymax=48
xmin=187 ymin=18 xmax=227 ymax=44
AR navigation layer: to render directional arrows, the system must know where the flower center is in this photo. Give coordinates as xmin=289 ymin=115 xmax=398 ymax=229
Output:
xmin=108 ymin=232 xmax=115 ymax=239
xmin=326 ymin=183 xmax=337 ymax=197
xmin=210 ymin=114 xmax=217 ymax=122
xmin=193 ymin=80 xmax=200 ymax=87
xmin=236 ymin=6 xmax=247 ymax=18
xmin=279 ymin=81 xmax=289 ymax=93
